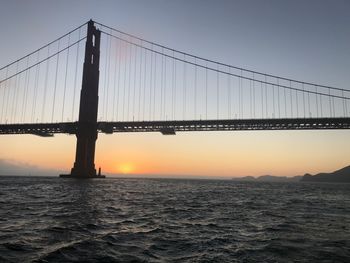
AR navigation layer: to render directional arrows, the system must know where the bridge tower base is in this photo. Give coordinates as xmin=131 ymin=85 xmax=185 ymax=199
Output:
xmin=60 ymin=20 xmax=105 ymax=179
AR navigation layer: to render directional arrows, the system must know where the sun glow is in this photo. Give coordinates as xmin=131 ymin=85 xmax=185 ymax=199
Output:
xmin=118 ymin=163 xmax=135 ymax=174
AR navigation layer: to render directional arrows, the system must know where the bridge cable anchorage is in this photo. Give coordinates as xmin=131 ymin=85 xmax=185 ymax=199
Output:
xmin=95 ymin=21 xmax=349 ymax=93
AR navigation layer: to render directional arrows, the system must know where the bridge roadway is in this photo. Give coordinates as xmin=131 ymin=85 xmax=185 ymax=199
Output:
xmin=1 ymin=118 xmax=350 ymax=136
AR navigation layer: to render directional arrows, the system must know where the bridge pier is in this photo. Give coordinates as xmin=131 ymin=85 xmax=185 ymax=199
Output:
xmin=60 ymin=20 xmax=105 ymax=179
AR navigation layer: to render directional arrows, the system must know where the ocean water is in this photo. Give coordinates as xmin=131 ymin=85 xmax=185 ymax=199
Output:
xmin=0 ymin=176 xmax=349 ymax=263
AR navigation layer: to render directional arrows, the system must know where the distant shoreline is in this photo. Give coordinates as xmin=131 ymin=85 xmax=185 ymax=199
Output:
xmin=1 ymin=164 xmax=350 ymax=183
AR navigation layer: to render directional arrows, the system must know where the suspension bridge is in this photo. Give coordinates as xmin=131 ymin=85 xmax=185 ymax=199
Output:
xmin=1 ymin=20 xmax=349 ymax=178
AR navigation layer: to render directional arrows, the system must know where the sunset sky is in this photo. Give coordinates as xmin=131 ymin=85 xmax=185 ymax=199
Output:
xmin=1 ymin=0 xmax=350 ymax=178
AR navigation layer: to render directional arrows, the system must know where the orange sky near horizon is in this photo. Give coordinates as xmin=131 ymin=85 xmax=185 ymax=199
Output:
xmin=1 ymin=129 xmax=349 ymax=177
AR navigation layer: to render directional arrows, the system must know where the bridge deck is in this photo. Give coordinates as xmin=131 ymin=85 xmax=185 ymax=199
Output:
xmin=1 ymin=118 xmax=350 ymax=136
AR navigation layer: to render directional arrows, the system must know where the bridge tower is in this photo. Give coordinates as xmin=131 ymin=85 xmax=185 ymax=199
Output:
xmin=60 ymin=20 xmax=105 ymax=178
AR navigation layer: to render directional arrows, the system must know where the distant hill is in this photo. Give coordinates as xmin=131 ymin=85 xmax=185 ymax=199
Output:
xmin=301 ymin=165 xmax=350 ymax=183
xmin=232 ymin=175 xmax=301 ymax=182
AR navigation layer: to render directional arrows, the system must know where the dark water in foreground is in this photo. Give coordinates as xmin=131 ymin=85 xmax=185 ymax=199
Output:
xmin=0 ymin=177 xmax=349 ymax=263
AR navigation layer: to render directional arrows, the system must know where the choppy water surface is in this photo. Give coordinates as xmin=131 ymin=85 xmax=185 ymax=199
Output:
xmin=0 ymin=176 xmax=349 ymax=262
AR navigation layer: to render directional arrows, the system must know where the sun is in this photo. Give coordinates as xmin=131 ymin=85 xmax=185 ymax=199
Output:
xmin=118 ymin=163 xmax=135 ymax=174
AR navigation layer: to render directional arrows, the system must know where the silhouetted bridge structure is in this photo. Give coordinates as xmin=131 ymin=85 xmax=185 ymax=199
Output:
xmin=1 ymin=20 xmax=349 ymax=178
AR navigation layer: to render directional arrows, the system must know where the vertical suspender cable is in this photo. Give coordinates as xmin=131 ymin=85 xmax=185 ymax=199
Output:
xmin=138 ymin=41 xmax=143 ymax=121
xmin=133 ymin=44 xmax=137 ymax=121
xmin=183 ymin=54 xmax=186 ymax=120
xmin=277 ymin=78 xmax=280 ymax=118
xmin=122 ymin=43 xmax=128 ymax=121
xmin=264 ymin=74 xmax=267 ymax=118
xmin=307 ymin=85 xmax=311 ymax=117
xmin=172 ymin=50 xmax=176 ymax=120
xmin=332 ymin=91 xmax=335 ymax=117
xmin=295 ymin=84 xmax=299 ymax=118
xmin=290 ymin=81 xmax=293 ymax=118
xmin=315 ymin=85 xmax=319 ymax=118
xmin=228 ymin=67 xmax=231 ymax=119
xmin=112 ymin=39 xmax=118 ymax=121
xmin=21 ymin=57 xmax=30 ymax=122
xmin=328 ymin=87 xmax=332 ymax=117
xmin=160 ymin=48 xmax=164 ymax=119
xmin=302 ymin=83 xmax=306 ymax=118
xmin=149 ymin=47 xmax=153 ymax=120
xmin=52 ymin=40 xmax=60 ymax=122
xmin=272 ymin=81 xmax=275 ymax=118
xmin=12 ymin=62 xmax=19 ymax=123
xmin=142 ymin=49 xmax=147 ymax=120
xmin=72 ymin=28 xmax=80 ymax=122
xmin=153 ymin=52 xmax=157 ymax=120
xmin=217 ymin=65 xmax=219 ymax=120
xmin=62 ymin=34 xmax=70 ymax=122
xmin=343 ymin=90 xmax=347 ymax=117
xmin=163 ymin=55 xmax=167 ymax=120
xmin=32 ymin=53 xmax=40 ymax=122
xmin=42 ymin=45 xmax=50 ymax=122
xmin=253 ymin=73 xmax=255 ymax=118
xmin=194 ymin=58 xmax=197 ymax=119
xmin=261 ymin=81 xmax=264 ymax=119
xmin=249 ymin=78 xmax=252 ymax=118
xmin=4 ymin=73 xmax=11 ymax=123
xmin=102 ymin=33 xmax=109 ymax=120
xmin=116 ymin=40 xmax=122 ymax=121
xmin=205 ymin=61 xmax=208 ymax=120
xmin=106 ymin=32 xmax=113 ymax=120
xmin=1 ymin=67 xmax=9 ymax=123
